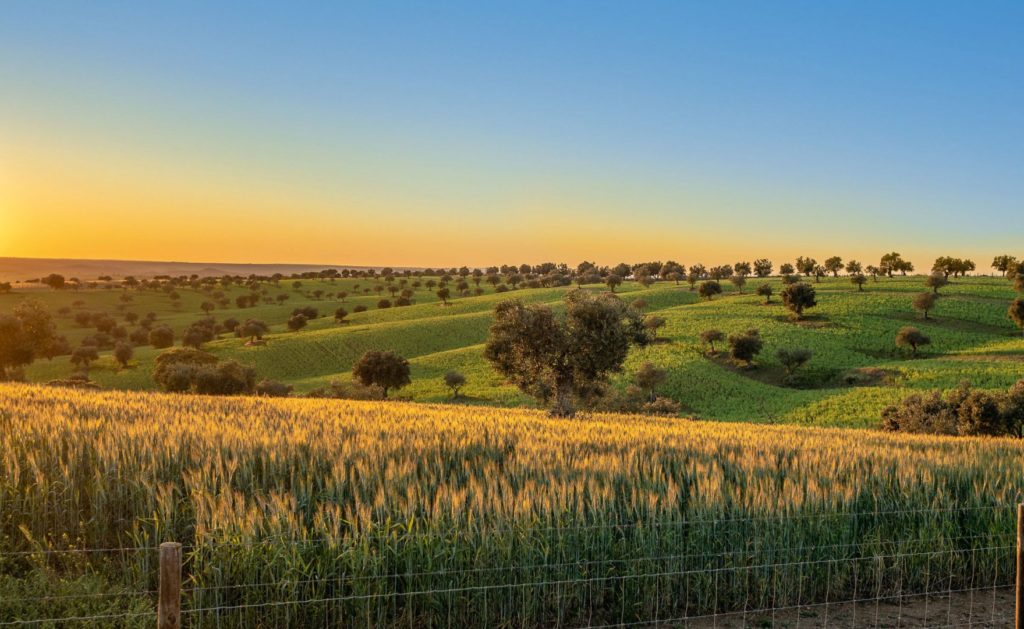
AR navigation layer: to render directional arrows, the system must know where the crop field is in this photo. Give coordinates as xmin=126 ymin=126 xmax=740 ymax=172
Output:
xmin=5 ymin=274 xmax=1022 ymax=428
xmin=1 ymin=384 xmax=1021 ymax=626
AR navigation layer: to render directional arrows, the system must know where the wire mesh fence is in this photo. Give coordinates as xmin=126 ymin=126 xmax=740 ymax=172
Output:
xmin=0 ymin=505 xmax=1020 ymax=627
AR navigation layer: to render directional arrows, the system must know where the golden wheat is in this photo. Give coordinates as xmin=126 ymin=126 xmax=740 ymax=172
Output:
xmin=1 ymin=383 xmax=1021 ymax=626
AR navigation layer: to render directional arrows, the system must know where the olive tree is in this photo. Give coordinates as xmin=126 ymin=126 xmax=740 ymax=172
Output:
xmin=113 ymin=342 xmax=134 ymax=369
xmin=352 ymin=350 xmax=411 ymax=399
xmin=634 ymin=362 xmax=667 ymax=402
xmin=753 ymin=259 xmax=773 ymax=277
xmin=824 ymin=256 xmax=844 ymax=277
xmin=699 ymin=329 xmax=725 ymax=354
xmin=925 ymin=273 xmax=949 ymax=294
xmin=913 ymin=292 xmax=937 ymax=320
xmin=483 ymin=290 xmax=645 ymax=417
xmin=1009 ymin=298 xmax=1024 ymax=337
xmin=776 ymin=347 xmax=812 ymax=375
xmin=698 ymin=281 xmax=722 ymax=301
xmin=443 ymin=371 xmax=466 ymax=398
xmin=781 ymin=283 xmax=817 ymax=320
xmin=896 ymin=326 xmax=931 ymax=356
xmin=728 ymin=329 xmax=763 ymax=366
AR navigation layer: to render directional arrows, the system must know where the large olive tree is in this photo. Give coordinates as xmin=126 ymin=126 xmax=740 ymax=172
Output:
xmin=484 ymin=290 xmax=646 ymax=417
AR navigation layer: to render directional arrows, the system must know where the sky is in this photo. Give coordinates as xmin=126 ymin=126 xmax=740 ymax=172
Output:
xmin=1 ymin=1 xmax=1022 ymax=268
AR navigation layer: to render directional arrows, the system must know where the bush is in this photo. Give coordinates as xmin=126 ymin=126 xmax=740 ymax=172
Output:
xmin=699 ymin=329 xmax=725 ymax=354
xmin=287 ymin=314 xmax=308 ymax=331
xmin=149 ymin=325 xmax=175 ymax=349
xmin=353 ymin=305 xmax=368 ymax=313
xmin=728 ymin=329 xmax=762 ymax=366
xmin=641 ymin=396 xmax=682 ymax=416
xmin=698 ymin=281 xmax=722 ymax=301
xmin=882 ymin=380 xmax=1023 ymax=437
xmin=776 ymin=347 xmax=812 ymax=375
xmin=255 ymin=379 xmax=294 ymax=397
xmin=192 ymin=360 xmax=256 ymax=395
xmin=153 ymin=348 xmax=218 ymax=391
xmin=292 ymin=306 xmax=319 ymax=319
xmin=781 ymin=283 xmax=817 ymax=320
xmin=377 ymin=299 xmax=392 ymax=309
xmin=912 ymin=292 xmax=937 ymax=319
xmin=896 ymin=326 xmax=931 ymax=356
xmin=443 ymin=371 xmax=466 ymax=398
xmin=113 ymin=342 xmax=134 ymax=369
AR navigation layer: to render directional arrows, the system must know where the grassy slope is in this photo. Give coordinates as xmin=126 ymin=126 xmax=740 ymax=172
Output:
xmin=10 ymin=275 xmax=1024 ymax=428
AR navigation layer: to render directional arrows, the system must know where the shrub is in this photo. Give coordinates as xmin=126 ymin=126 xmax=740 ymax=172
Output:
xmin=287 ymin=314 xmax=308 ymax=331
xmin=912 ymin=292 xmax=937 ymax=320
xmin=756 ymin=283 xmax=772 ymax=304
xmin=634 ymin=362 xmax=666 ymax=402
xmin=238 ymin=319 xmax=269 ymax=343
xmin=113 ymin=342 xmax=133 ymax=369
xmin=882 ymin=380 xmax=1024 ymax=437
xmin=728 ymin=329 xmax=762 ymax=366
xmin=443 ymin=371 xmax=466 ymax=398
xmin=642 ymin=315 xmax=666 ymax=342
xmin=292 ymin=306 xmax=319 ymax=319
xmin=896 ymin=326 xmax=930 ymax=357
xmin=353 ymin=305 xmax=368 ymax=313
xmin=781 ymin=283 xmax=816 ymax=320
xmin=698 ymin=281 xmax=722 ymax=301
xmin=699 ymin=329 xmax=725 ymax=354
xmin=377 ymin=299 xmax=392 ymax=309
xmin=255 ymin=379 xmax=294 ymax=397
xmin=70 ymin=345 xmax=99 ymax=374
xmin=925 ymin=273 xmax=949 ymax=294
xmin=641 ymin=396 xmax=682 ymax=416
xmin=192 ymin=360 xmax=257 ymax=395
xmin=149 ymin=325 xmax=175 ymax=349
xmin=153 ymin=348 xmax=218 ymax=391
xmin=1009 ymin=298 xmax=1024 ymax=337
xmin=776 ymin=348 xmax=812 ymax=375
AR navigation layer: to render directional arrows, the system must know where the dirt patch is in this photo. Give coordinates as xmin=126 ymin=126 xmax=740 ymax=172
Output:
xmin=946 ymin=353 xmax=1024 ymax=363
xmin=774 ymin=314 xmax=833 ymax=329
xmin=665 ymin=587 xmax=1014 ymax=628
xmin=839 ymin=367 xmax=897 ymax=386
xmin=707 ymin=353 xmax=786 ymax=387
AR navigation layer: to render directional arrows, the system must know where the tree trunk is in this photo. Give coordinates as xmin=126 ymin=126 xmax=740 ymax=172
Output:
xmin=551 ymin=378 xmax=575 ymax=418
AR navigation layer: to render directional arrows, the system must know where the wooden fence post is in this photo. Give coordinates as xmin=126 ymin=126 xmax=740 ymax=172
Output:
xmin=1016 ymin=504 xmax=1023 ymax=629
xmin=158 ymin=542 xmax=182 ymax=629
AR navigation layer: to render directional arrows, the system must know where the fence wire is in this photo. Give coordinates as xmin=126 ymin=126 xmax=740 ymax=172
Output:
xmin=0 ymin=505 xmax=1019 ymax=628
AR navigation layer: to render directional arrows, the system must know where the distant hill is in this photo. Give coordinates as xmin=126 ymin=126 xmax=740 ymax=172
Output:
xmin=0 ymin=257 xmax=394 ymax=281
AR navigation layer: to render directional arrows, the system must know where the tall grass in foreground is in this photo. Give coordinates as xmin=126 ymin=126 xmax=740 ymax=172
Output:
xmin=1 ymin=384 xmax=1022 ymax=626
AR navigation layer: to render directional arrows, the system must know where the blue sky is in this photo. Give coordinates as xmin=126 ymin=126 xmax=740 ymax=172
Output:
xmin=1 ymin=1 xmax=1022 ymax=266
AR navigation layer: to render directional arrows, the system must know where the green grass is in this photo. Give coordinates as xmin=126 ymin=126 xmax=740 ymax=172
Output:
xmin=9 ymin=274 xmax=1024 ymax=428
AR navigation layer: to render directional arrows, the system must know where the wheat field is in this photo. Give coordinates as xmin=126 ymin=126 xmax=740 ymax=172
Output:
xmin=1 ymin=383 xmax=1021 ymax=626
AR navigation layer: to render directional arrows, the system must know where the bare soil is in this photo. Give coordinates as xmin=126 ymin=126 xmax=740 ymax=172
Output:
xmin=661 ymin=588 xmax=1014 ymax=628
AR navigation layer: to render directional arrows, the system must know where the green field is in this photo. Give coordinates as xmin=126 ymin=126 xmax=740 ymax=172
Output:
xmin=5 ymin=274 xmax=1023 ymax=428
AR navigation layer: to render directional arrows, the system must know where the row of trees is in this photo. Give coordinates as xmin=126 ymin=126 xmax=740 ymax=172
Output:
xmin=18 ymin=251 xmax=1024 ymax=297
